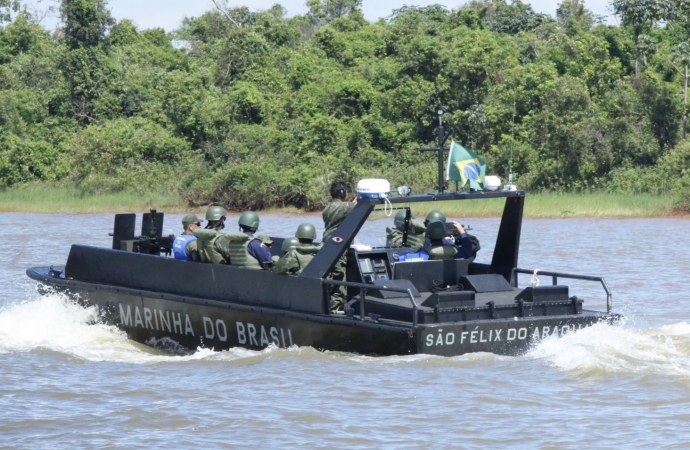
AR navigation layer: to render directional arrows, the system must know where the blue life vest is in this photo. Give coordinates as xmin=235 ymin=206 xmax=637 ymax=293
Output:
xmin=173 ymin=234 xmax=197 ymax=261
xmin=397 ymin=251 xmax=429 ymax=262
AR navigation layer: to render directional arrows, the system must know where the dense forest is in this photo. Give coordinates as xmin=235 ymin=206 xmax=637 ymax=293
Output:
xmin=1 ymin=0 xmax=690 ymax=210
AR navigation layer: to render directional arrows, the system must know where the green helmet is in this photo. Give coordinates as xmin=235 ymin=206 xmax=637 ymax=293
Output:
xmin=206 ymin=205 xmax=227 ymax=221
xmin=425 ymin=210 xmax=446 ymax=224
xmin=295 ymin=223 xmax=316 ymax=241
xmin=394 ymin=210 xmax=414 ymax=229
xmin=239 ymin=211 xmax=260 ymax=229
xmin=281 ymin=237 xmax=300 ymax=253
xmin=425 ymin=221 xmax=447 ymax=240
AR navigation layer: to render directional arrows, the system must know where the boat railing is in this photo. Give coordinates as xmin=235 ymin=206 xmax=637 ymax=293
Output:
xmin=322 ymin=280 xmax=420 ymax=327
xmin=512 ymin=268 xmax=612 ymax=314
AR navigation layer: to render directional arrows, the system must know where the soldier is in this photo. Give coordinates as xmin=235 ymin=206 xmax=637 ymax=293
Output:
xmin=225 ymin=211 xmax=272 ymax=269
xmin=295 ymin=223 xmax=318 ymax=246
xmin=282 ymin=237 xmax=300 ymax=254
xmin=424 ymin=210 xmax=446 ymax=226
xmin=274 ymin=223 xmax=321 ymax=275
xmin=422 ymin=221 xmax=474 ymax=260
xmin=323 ymin=182 xmax=356 ymax=312
xmin=194 ymin=205 xmax=228 ymax=264
xmin=423 ymin=210 xmax=452 ymax=247
xmin=322 ymin=182 xmax=356 ymax=242
xmin=172 ymin=214 xmax=202 ymax=261
xmin=422 ymin=209 xmax=480 ymax=258
xmin=205 ymin=206 xmax=227 ymax=230
xmin=386 ymin=210 xmax=426 ymax=248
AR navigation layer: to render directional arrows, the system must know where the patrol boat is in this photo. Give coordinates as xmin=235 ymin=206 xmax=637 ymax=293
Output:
xmin=25 ymin=115 xmax=619 ymax=356
xmin=26 ymin=187 xmax=621 ymax=357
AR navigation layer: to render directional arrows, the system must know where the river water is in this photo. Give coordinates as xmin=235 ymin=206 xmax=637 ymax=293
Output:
xmin=2 ymin=212 xmax=690 ymax=448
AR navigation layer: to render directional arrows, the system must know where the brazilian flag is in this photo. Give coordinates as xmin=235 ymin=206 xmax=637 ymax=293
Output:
xmin=446 ymin=141 xmax=486 ymax=190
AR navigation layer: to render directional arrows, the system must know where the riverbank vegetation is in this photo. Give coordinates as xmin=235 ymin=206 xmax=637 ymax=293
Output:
xmin=0 ymin=184 xmax=185 ymax=213
xmin=2 ymin=0 xmax=690 ymax=212
xmin=0 ymin=185 xmax=680 ymax=217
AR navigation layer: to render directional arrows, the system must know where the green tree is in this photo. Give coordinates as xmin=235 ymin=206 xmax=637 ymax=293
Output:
xmin=671 ymin=41 xmax=690 ymax=137
xmin=59 ymin=0 xmax=115 ymax=123
xmin=0 ymin=0 xmax=20 ymax=24
xmin=307 ymin=0 xmax=362 ymax=23
xmin=611 ymin=0 xmax=665 ymax=75
xmin=60 ymin=0 xmax=114 ymax=49
xmin=556 ymin=0 xmax=596 ymax=34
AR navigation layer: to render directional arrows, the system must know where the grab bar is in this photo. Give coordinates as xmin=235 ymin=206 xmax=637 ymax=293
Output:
xmin=322 ymin=279 xmax=419 ymax=326
xmin=512 ymin=268 xmax=612 ymax=314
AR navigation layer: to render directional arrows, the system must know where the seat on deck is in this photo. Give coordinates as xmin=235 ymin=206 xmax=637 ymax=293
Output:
xmin=393 ymin=259 xmax=470 ymax=292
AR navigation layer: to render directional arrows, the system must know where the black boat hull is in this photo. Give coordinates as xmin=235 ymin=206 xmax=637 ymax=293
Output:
xmin=27 ymin=266 xmax=617 ymax=357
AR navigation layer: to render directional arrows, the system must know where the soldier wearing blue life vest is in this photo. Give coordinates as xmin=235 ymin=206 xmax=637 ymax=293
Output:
xmin=172 ymin=214 xmax=203 ymax=261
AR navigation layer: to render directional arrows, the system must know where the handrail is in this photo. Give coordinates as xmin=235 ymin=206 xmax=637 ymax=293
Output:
xmin=322 ymin=279 xmax=419 ymax=327
xmin=512 ymin=268 xmax=612 ymax=314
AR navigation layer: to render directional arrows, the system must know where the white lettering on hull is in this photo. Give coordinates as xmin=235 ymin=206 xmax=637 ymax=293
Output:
xmin=117 ymin=304 xmax=296 ymax=349
xmin=424 ymin=323 xmax=587 ymax=347
xmin=235 ymin=322 xmax=294 ymax=349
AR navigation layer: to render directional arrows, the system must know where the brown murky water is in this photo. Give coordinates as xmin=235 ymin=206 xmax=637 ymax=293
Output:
xmin=2 ymin=212 xmax=690 ymax=447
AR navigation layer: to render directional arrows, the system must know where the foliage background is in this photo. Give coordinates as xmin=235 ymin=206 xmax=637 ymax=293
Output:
xmin=1 ymin=0 xmax=690 ymax=210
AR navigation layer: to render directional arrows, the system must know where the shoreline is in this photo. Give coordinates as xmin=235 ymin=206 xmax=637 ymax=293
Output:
xmin=0 ymin=187 xmax=686 ymax=218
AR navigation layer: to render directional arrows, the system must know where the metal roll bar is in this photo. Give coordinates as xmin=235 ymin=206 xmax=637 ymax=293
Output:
xmin=322 ymin=279 xmax=419 ymax=327
xmin=512 ymin=268 xmax=612 ymax=314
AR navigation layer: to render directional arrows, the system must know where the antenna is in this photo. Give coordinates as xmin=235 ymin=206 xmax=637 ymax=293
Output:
xmin=420 ymin=108 xmax=454 ymax=194
xmin=509 ymin=97 xmax=516 ymax=187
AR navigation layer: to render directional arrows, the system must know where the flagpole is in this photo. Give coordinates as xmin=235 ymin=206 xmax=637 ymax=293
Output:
xmin=437 ymin=110 xmax=445 ymax=193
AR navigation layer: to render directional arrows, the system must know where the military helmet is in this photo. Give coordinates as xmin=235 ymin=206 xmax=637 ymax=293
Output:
xmin=205 ymin=205 xmax=227 ymax=221
xmin=394 ymin=210 xmax=414 ymax=229
xmin=295 ymin=223 xmax=316 ymax=241
xmin=282 ymin=237 xmax=300 ymax=253
xmin=239 ymin=211 xmax=260 ymax=229
xmin=426 ymin=221 xmax=447 ymax=240
xmin=425 ymin=210 xmax=446 ymax=224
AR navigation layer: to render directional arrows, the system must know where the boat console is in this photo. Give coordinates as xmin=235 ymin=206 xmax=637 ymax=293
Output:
xmin=342 ymin=244 xmax=587 ymax=325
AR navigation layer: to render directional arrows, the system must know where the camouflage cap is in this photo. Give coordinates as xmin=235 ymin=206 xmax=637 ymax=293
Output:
xmin=182 ymin=214 xmax=202 ymax=229
xmin=257 ymin=234 xmax=274 ymax=245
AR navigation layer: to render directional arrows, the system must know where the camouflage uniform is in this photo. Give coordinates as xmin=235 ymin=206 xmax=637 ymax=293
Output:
xmin=194 ymin=229 xmax=246 ymax=265
xmin=184 ymin=233 xmax=200 ymax=261
xmin=322 ymin=200 xmax=356 ymax=312
xmin=322 ymin=200 xmax=356 ymax=241
xmin=194 ymin=229 xmax=226 ymax=264
xmin=274 ymin=244 xmax=320 ymax=275
xmin=385 ymin=218 xmax=426 ymax=248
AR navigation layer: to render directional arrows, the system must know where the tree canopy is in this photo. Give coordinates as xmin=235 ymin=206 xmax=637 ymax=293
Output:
xmin=1 ymin=0 xmax=690 ymax=209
